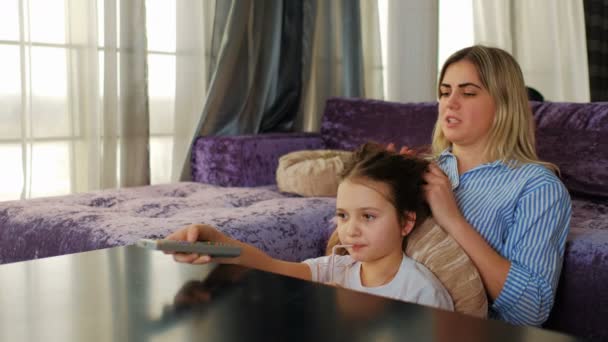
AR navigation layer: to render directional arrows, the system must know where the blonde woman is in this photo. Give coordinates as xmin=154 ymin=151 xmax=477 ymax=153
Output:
xmin=393 ymin=45 xmax=571 ymax=326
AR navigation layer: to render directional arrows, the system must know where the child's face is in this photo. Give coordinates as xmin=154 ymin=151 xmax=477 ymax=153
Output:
xmin=335 ymin=178 xmax=407 ymax=263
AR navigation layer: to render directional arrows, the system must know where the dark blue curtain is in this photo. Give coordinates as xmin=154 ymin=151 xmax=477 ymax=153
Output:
xmin=199 ymin=0 xmax=303 ymax=136
xmin=584 ymin=0 xmax=608 ymax=101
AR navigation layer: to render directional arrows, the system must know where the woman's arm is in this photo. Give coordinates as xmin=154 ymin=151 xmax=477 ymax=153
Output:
xmin=423 ymin=164 xmax=510 ymax=299
xmin=424 ymin=164 xmax=571 ymax=325
xmin=166 ymin=224 xmax=312 ymax=281
xmin=443 ymin=220 xmax=511 ymax=300
xmin=489 ymin=181 xmax=571 ymax=325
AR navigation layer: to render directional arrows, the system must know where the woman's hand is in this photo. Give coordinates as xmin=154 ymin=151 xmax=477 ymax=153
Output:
xmin=165 ymin=224 xmax=224 ymax=265
xmin=422 ymin=163 xmax=465 ymax=231
xmin=386 ymin=143 xmax=416 ymax=156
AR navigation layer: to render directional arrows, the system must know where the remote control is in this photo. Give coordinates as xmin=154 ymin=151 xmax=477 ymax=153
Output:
xmin=136 ymin=239 xmax=242 ymax=258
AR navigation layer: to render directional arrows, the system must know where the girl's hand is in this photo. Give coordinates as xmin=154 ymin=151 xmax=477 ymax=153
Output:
xmin=422 ymin=163 xmax=465 ymax=231
xmin=165 ymin=224 xmax=223 ymax=264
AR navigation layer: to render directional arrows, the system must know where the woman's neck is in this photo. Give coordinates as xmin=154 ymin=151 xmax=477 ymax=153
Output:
xmin=359 ymin=251 xmax=403 ymax=287
xmin=452 ymin=144 xmax=488 ymax=174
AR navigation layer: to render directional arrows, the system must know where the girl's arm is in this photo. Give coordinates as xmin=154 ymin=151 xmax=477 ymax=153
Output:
xmin=166 ymin=224 xmax=312 ymax=281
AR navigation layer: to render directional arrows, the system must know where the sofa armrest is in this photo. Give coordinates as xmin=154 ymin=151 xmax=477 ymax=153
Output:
xmin=191 ymin=133 xmax=326 ymax=186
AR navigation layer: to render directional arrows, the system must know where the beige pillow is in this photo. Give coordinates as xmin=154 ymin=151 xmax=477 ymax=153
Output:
xmin=276 ymin=150 xmax=352 ymax=197
xmin=406 ymin=218 xmax=488 ymax=318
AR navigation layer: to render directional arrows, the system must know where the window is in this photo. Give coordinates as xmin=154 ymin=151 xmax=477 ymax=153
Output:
xmin=0 ymin=0 xmax=177 ymax=201
xmin=0 ymin=0 xmax=73 ymax=200
xmin=1 ymin=1 xmax=474 ymax=201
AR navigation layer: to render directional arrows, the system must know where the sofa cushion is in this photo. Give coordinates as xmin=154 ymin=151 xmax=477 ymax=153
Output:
xmin=320 ymin=97 xmax=437 ymax=151
xmin=191 ymin=133 xmax=326 ymax=187
xmin=276 ymin=150 xmax=352 ymax=197
xmin=405 ymin=218 xmax=488 ymax=318
xmin=531 ymin=102 xmax=608 ymax=198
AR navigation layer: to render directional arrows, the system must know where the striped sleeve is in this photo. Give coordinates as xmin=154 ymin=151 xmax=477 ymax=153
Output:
xmin=491 ymin=180 xmax=571 ymax=326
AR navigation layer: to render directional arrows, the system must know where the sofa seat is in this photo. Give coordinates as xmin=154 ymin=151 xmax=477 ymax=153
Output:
xmin=543 ymin=196 xmax=608 ymax=339
xmin=0 ymin=182 xmax=335 ymax=264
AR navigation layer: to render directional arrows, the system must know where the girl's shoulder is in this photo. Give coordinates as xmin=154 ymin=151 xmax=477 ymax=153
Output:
xmin=400 ymin=256 xmax=454 ymax=310
xmin=332 ymin=254 xmax=358 ymax=267
xmin=400 ymin=255 xmax=444 ymax=287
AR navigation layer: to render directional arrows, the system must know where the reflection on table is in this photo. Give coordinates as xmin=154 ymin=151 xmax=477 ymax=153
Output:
xmin=0 ymin=245 xmax=581 ymax=342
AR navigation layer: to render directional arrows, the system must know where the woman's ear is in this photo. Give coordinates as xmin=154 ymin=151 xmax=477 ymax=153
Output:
xmin=401 ymin=211 xmax=417 ymax=237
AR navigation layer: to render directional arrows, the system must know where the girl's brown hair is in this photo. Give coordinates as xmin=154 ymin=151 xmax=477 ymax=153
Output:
xmin=326 ymin=142 xmax=431 ymax=255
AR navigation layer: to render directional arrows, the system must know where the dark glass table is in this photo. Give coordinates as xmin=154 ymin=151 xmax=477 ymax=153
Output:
xmin=0 ymin=245 xmax=581 ymax=341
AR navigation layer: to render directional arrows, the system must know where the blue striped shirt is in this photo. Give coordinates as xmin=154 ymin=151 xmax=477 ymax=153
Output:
xmin=437 ymin=149 xmax=572 ymax=326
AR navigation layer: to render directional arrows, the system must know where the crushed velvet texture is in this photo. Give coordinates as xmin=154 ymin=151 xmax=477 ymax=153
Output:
xmin=321 ymin=98 xmax=438 ymax=151
xmin=192 ymin=133 xmax=325 ymax=186
xmin=531 ymin=102 xmax=608 ymax=198
xmin=544 ymin=198 xmax=608 ymax=340
xmin=0 ymin=183 xmax=335 ymax=264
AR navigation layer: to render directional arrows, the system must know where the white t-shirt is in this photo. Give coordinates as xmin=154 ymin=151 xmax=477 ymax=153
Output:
xmin=303 ymin=254 xmax=454 ymax=311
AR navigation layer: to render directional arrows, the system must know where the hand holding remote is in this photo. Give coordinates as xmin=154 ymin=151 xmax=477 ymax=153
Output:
xmin=163 ymin=223 xmax=312 ymax=282
xmin=163 ymin=224 xmax=240 ymax=265
xmin=137 ymin=239 xmax=241 ymax=258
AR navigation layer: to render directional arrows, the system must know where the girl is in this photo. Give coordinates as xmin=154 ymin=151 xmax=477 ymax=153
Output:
xmin=391 ymin=45 xmax=572 ymax=326
xmin=166 ymin=143 xmax=453 ymax=311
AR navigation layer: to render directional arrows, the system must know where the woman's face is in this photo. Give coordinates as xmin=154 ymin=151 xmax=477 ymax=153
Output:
xmin=335 ymin=179 xmax=406 ymax=263
xmin=438 ymin=60 xmax=497 ymax=149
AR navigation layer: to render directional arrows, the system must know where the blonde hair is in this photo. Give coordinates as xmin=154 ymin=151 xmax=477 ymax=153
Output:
xmin=432 ymin=45 xmax=558 ymax=173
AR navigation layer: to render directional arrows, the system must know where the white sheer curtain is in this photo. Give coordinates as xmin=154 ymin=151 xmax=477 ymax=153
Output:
xmin=378 ymin=0 xmax=590 ymax=103
xmin=168 ymin=0 xmax=215 ymax=182
xmin=380 ymin=0 xmax=439 ymax=103
xmin=0 ymin=0 xmax=214 ymax=200
xmin=0 ymin=0 xmax=149 ymax=200
xmin=437 ymin=0 xmax=474 ymax=72
xmin=473 ymin=0 xmax=590 ymax=102
xmin=360 ymin=0 xmax=385 ymax=101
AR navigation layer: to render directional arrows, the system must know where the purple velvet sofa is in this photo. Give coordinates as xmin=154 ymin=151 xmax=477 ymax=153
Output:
xmin=0 ymin=97 xmax=606 ymax=340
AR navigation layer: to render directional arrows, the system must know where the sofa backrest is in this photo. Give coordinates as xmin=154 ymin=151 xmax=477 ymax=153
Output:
xmin=320 ymin=97 xmax=437 ymax=151
xmin=531 ymin=102 xmax=608 ymax=199
xmin=320 ymin=97 xmax=608 ymax=199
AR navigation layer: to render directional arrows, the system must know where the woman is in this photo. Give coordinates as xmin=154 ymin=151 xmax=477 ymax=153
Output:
xmin=394 ymin=45 xmax=571 ymax=326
